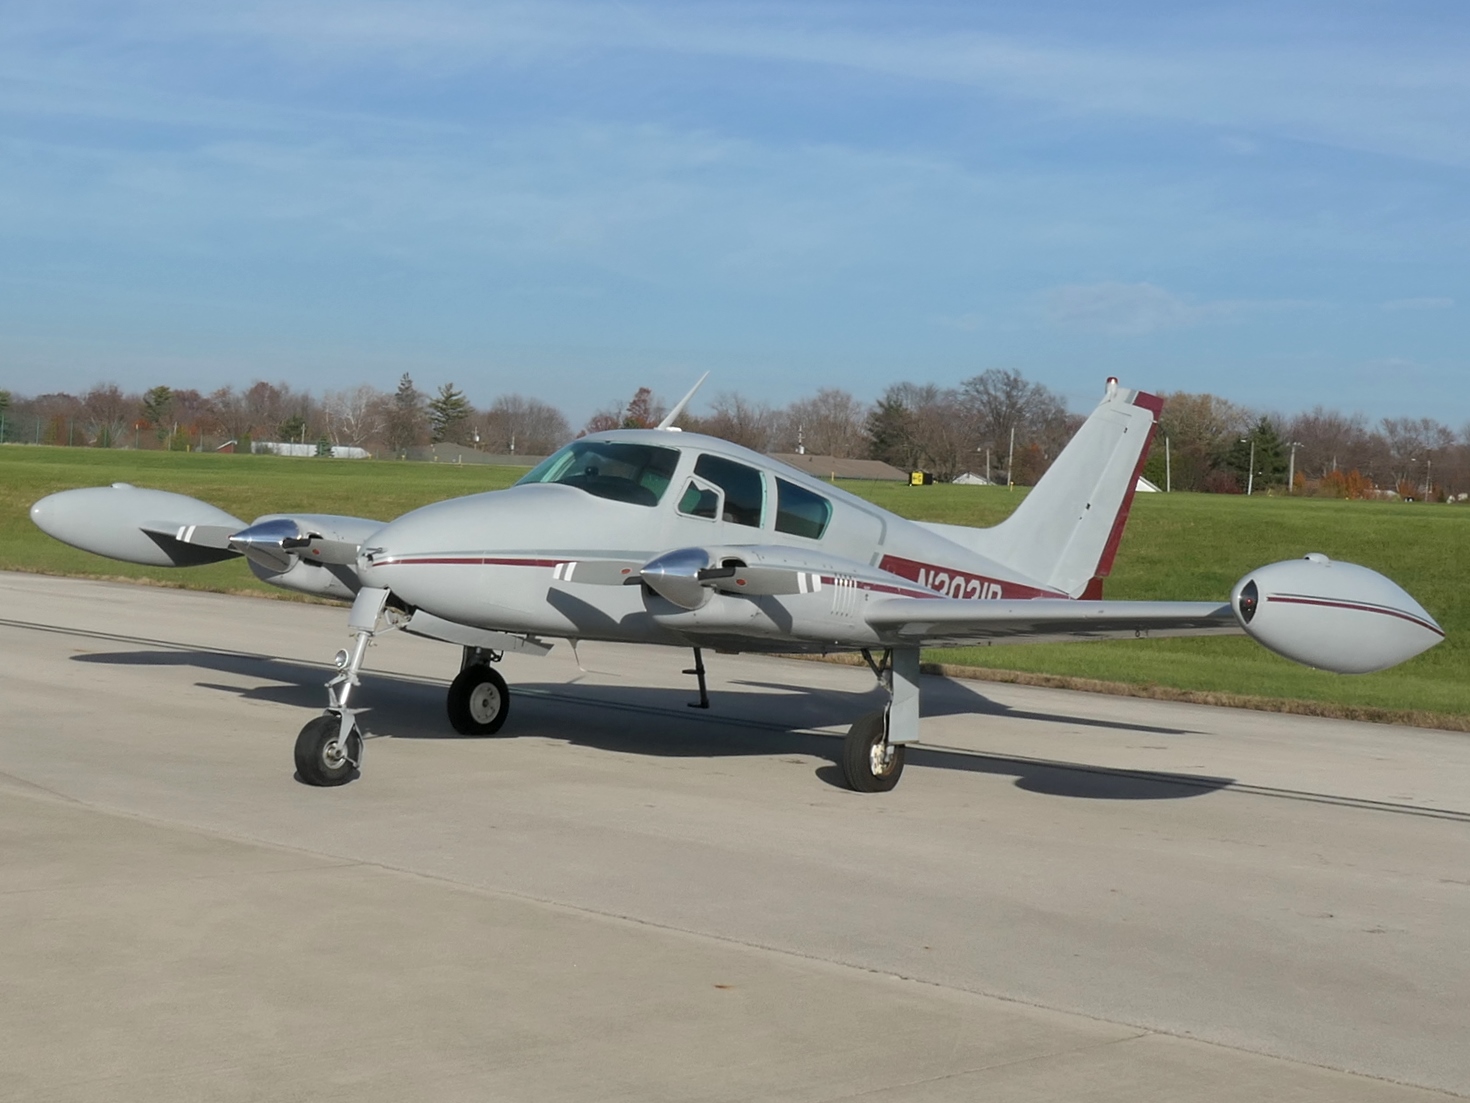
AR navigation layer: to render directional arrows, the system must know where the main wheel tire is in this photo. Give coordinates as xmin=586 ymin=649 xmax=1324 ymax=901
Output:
xmin=447 ymin=665 xmax=511 ymax=735
xmin=295 ymin=714 xmax=362 ymax=787
xmin=841 ymin=711 xmax=905 ymax=792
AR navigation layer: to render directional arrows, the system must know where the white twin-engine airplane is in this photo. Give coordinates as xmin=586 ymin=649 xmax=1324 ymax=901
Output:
xmin=31 ymin=379 xmax=1444 ymax=791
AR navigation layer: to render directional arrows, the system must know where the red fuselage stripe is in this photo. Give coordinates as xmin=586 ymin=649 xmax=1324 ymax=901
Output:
xmin=1266 ymin=595 xmax=1443 ymax=636
xmin=877 ymin=554 xmax=1060 ymax=601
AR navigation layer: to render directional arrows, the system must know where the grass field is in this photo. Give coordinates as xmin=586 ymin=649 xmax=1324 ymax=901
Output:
xmin=4 ymin=445 xmax=1466 ymax=719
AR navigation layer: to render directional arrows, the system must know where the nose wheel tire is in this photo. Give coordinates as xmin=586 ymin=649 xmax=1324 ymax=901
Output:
xmin=447 ymin=665 xmax=511 ymax=735
xmin=295 ymin=714 xmax=362 ymax=787
xmin=841 ymin=710 xmax=905 ymax=792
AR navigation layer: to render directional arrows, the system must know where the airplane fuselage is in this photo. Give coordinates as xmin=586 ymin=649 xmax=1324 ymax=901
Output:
xmin=359 ymin=430 xmax=1061 ymax=653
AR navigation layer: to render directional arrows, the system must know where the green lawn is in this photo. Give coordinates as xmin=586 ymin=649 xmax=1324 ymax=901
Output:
xmin=4 ymin=446 xmax=1465 ymax=717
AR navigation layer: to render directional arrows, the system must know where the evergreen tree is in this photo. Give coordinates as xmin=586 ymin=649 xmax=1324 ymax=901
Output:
xmin=1223 ymin=416 xmax=1288 ymax=491
xmin=141 ymin=385 xmax=173 ymax=444
xmin=278 ymin=414 xmax=307 ymax=443
xmin=865 ymin=395 xmax=918 ymax=469
xmin=429 ymin=382 xmax=473 ymax=443
xmin=385 ymin=373 xmax=429 ymax=453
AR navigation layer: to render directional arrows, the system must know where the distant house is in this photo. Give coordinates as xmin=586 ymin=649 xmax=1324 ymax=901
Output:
xmin=952 ymin=472 xmax=992 ymax=486
xmin=768 ymin=454 xmax=908 ymax=482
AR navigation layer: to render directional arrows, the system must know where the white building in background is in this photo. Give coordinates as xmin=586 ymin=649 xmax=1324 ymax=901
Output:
xmin=252 ymin=441 xmax=371 ymax=459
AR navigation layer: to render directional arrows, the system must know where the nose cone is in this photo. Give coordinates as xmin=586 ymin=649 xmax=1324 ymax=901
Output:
xmin=356 ymin=497 xmax=486 ymax=613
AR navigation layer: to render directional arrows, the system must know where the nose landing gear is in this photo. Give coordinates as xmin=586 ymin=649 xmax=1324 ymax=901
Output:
xmin=296 ymin=586 xmax=391 ymax=787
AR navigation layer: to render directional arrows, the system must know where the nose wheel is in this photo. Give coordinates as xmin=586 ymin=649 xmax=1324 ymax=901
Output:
xmin=295 ymin=714 xmax=363 ymax=786
xmin=447 ymin=663 xmax=512 ymax=735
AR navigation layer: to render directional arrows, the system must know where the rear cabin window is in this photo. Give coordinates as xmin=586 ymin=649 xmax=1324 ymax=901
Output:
xmin=774 ymin=478 xmax=832 ymax=539
xmin=516 ymin=441 xmax=680 ymax=507
xmin=692 ymin=455 xmax=764 ymax=527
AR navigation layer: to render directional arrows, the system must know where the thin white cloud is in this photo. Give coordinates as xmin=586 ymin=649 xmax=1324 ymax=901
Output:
xmin=1380 ymin=297 xmax=1454 ymax=311
xmin=27 ymin=1 xmax=1460 ymax=167
xmin=1043 ymin=282 xmax=1315 ymax=336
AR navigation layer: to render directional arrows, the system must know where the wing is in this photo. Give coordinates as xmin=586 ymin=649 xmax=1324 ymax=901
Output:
xmin=863 ymin=597 xmax=1242 ymax=647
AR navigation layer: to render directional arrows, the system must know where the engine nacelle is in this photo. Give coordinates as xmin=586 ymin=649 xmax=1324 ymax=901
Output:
xmin=30 ymin=485 xmax=244 ymax=567
xmin=1230 ymin=554 xmax=1442 ymax=673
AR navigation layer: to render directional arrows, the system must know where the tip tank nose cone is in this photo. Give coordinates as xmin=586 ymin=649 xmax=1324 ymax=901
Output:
xmin=1232 ymin=556 xmax=1443 ymax=674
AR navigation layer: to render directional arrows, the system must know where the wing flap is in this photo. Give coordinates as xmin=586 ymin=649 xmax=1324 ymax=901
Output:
xmin=864 ymin=598 xmax=1241 ymax=647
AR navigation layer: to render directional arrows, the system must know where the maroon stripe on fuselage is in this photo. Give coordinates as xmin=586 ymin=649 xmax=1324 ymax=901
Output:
xmin=877 ymin=554 xmax=1060 ymax=601
xmin=1266 ymin=595 xmax=1443 ymax=636
xmin=371 ymin=555 xmax=566 ymax=568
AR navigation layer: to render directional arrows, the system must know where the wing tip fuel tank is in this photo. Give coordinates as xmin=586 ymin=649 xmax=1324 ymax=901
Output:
xmin=30 ymin=485 xmax=245 ymax=568
xmin=1230 ymin=554 xmax=1443 ymax=674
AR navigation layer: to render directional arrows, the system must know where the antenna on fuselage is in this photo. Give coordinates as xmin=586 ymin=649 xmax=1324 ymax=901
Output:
xmin=656 ymin=372 xmax=710 ymax=431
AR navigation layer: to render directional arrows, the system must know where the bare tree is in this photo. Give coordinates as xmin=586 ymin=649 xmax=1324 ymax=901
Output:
xmin=687 ymin=392 xmax=778 ymax=452
xmin=481 ymin=394 xmax=571 ymax=455
xmin=1380 ymin=416 xmax=1455 ymax=491
xmin=866 ymin=382 xmax=977 ymax=480
xmin=322 ymin=385 xmax=385 ymax=449
xmin=1283 ymin=407 xmax=1370 ymax=478
xmin=960 ymin=369 xmax=1070 ymax=480
xmin=1150 ymin=391 xmax=1254 ymax=491
xmin=79 ymin=385 xmax=132 ymax=447
xmin=777 ymin=388 xmax=866 ymax=457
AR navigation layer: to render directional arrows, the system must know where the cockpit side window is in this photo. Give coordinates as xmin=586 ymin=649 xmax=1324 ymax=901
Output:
xmin=516 ymin=441 xmax=680 ymax=507
xmin=677 ymin=479 xmax=721 ymax=521
xmin=692 ymin=454 xmax=764 ymax=527
xmin=774 ymin=478 xmax=832 ymax=539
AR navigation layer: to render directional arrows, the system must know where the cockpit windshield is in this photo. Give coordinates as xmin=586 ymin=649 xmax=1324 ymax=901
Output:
xmin=516 ymin=440 xmax=681 ymax=507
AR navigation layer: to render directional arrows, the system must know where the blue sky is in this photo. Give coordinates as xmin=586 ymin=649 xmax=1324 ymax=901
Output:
xmin=2 ymin=1 xmax=1466 ymax=423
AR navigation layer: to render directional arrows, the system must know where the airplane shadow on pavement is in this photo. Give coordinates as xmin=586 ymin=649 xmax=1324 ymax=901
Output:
xmin=72 ymin=648 xmax=1233 ymax=801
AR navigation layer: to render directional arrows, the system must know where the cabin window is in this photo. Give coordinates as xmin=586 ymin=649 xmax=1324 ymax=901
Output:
xmin=693 ymin=454 xmax=764 ymax=527
xmin=774 ymin=478 xmax=832 ymax=539
xmin=677 ymin=479 xmax=721 ymax=521
xmin=516 ymin=441 xmax=680 ymax=506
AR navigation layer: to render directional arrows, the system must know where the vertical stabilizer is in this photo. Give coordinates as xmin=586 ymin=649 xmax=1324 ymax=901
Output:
xmin=925 ymin=380 xmax=1161 ymax=598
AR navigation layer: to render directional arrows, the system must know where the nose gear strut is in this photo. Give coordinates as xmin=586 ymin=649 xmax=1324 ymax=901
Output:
xmin=295 ymin=586 xmax=392 ymax=786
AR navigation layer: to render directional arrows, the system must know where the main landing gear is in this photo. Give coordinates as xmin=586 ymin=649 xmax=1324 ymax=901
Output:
xmin=447 ymin=647 xmax=511 ymax=735
xmin=840 ymin=648 xmax=921 ymax=793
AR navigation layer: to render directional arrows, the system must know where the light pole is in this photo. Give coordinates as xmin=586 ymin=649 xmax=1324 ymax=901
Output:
xmin=1239 ymin=436 xmax=1256 ymax=496
xmin=1165 ymin=435 xmax=1171 ymax=493
xmin=1287 ymin=441 xmax=1303 ymax=494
